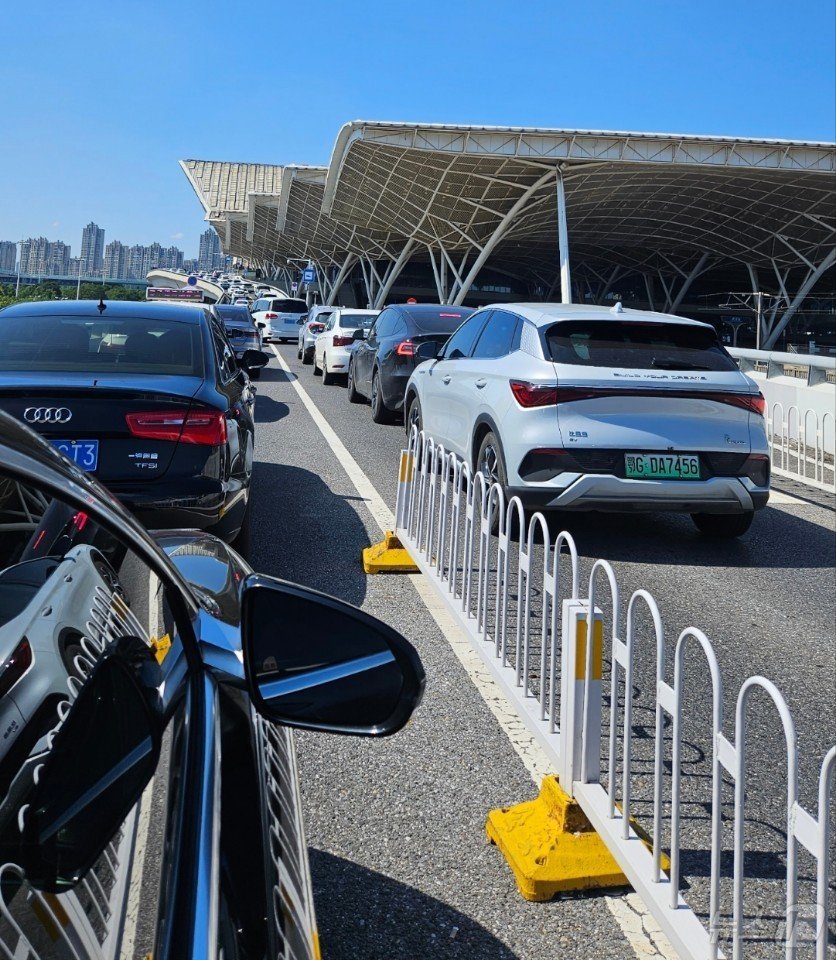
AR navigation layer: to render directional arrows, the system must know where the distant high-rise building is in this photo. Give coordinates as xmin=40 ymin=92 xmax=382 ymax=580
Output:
xmin=0 ymin=241 xmax=16 ymax=273
xmin=67 ymin=257 xmax=83 ymax=278
xmin=46 ymin=241 xmax=71 ymax=274
xmin=104 ymin=240 xmax=127 ymax=278
xmin=198 ymin=228 xmax=222 ymax=271
xmin=126 ymin=245 xmax=145 ymax=280
xmin=161 ymin=245 xmax=185 ymax=270
xmin=80 ymin=222 xmax=105 ymax=276
xmin=21 ymin=237 xmax=49 ymax=274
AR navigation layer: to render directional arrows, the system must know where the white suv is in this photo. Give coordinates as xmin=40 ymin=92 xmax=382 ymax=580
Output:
xmin=404 ymin=303 xmax=770 ymax=538
xmin=313 ymin=308 xmax=378 ymax=385
xmin=253 ymin=297 xmax=309 ymax=343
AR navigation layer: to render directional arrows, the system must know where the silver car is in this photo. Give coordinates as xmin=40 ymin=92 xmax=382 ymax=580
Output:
xmin=297 ymin=306 xmax=335 ymax=364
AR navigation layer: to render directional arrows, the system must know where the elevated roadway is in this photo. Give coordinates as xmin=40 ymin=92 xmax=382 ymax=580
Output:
xmin=146 ymin=268 xmax=226 ymax=302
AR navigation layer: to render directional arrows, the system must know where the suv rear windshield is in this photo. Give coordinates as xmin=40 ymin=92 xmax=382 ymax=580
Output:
xmin=545 ymin=320 xmax=738 ymax=372
xmin=0 ymin=315 xmax=204 ymax=375
xmin=274 ymin=299 xmax=308 ymax=313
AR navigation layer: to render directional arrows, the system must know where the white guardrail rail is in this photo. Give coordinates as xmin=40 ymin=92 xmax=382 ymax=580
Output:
xmin=0 ymin=575 xmax=146 ymax=960
xmin=395 ymin=429 xmax=835 ymax=960
xmin=729 ymin=348 xmax=836 ymax=494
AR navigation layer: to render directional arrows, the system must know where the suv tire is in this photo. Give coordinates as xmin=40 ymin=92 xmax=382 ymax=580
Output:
xmin=476 ymin=430 xmax=508 ymax=535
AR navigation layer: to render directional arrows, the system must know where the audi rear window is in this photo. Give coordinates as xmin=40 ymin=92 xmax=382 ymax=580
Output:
xmin=0 ymin=315 xmax=203 ymax=375
xmin=545 ymin=320 xmax=738 ymax=372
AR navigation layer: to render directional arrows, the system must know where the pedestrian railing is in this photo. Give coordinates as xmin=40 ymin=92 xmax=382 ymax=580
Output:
xmin=767 ymin=401 xmax=835 ymax=493
xmin=0 ymin=580 xmax=146 ymax=960
xmin=395 ymin=428 xmax=835 ymax=960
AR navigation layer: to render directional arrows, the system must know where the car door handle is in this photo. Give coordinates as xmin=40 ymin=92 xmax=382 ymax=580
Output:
xmin=475 ymin=378 xmax=487 ymax=388
xmin=442 ymin=375 xmax=452 ymax=384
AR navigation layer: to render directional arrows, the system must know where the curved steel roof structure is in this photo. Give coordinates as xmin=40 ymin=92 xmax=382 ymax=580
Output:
xmin=180 ymin=122 xmax=835 ymax=347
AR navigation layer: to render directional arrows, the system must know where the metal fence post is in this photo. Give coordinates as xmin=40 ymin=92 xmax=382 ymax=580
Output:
xmin=559 ymin=600 xmax=603 ymax=796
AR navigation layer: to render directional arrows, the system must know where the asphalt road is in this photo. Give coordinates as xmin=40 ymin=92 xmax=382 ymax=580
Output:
xmin=248 ymin=343 xmax=836 ymax=960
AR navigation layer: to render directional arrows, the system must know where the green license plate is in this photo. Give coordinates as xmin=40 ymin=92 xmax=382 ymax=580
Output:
xmin=624 ymin=453 xmax=700 ymax=480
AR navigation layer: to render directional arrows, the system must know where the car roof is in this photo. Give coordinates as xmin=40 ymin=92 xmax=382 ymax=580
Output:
xmin=488 ymin=302 xmax=712 ymax=329
xmin=336 ymin=308 xmax=378 ymax=315
xmin=0 ymin=299 xmax=207 ymax=324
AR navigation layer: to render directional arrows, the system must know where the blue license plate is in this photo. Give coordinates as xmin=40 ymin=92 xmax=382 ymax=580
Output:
xmin=52 ymin=439 xmax=99 ymax=472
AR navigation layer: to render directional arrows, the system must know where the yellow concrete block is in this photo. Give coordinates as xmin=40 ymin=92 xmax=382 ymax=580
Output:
xmin=362 ymin=531 xmax=418 ymax=574
xmin=487 ymin=775 xmax=668 ymax=902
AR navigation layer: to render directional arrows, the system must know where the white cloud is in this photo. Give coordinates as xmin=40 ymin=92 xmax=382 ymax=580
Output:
xmin=171 ymin=231 xmax=184 ymax=240
xmin=52 ymin=221 xmax=60 ymax=228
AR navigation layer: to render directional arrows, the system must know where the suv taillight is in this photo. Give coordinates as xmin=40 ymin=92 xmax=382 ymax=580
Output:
xmin=126 ymin=409 xmax=227 ymax=445
xmin=0 ymin=638 xmax=32 ymax=698
xmin=510 ymin=380 xmax=559 ymax=407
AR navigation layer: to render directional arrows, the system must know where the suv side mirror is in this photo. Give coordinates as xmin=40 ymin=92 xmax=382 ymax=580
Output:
xmin=241 ymin=348 xmax=270 ymax=372
xmin=17 ymin=637 xmax=162 ymax=891
xmin=351 ymin=328 xmax=366 ymax=341
xmin=241 ymin=575 xmax=424 ymax=736
xmin=415 ymin=341 xmax=441 ymax=362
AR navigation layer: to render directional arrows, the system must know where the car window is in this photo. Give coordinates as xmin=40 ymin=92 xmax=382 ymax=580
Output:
xmin=545 ymin=320 xmax=739 ymax=371
xmin=275 ymin=299 xmax=308 ymax=313
xmin=471 ymin=309 xmax=520 ymax=359
xmin=0 ymin=314 xmax=204 ymax=376
xmin=208 ymin=316 xmax=238 ymax=380
xmin=0 ymin=471 xmax=180 ymax=957
xmin=253 ymin=300 xmax=267 ymax=312
xmin=442 ymin=311 xmax=491 ymax=359
xmin=373 ymin=309 xmax=397 ymax=339
xmin=339 ymin=313 xmax=376 ymax=331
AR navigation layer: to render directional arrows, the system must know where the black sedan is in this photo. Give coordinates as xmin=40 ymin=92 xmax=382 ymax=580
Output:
xmin=212 ymin=304 xmax=265 ymax=379
xmin=347 ymin=303 xmax=474 ymax=422
xmin=0 ymin=300 xmax=269 ymax=544
xmin=0 ymin=410 xmax=424 ymax=959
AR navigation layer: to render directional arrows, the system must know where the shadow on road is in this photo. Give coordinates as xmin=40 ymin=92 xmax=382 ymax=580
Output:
xmin=309 ymin=849 xmax=520 ymax=960
xmin=248 ymin=462 xmax=368 ymax=606
xmin=258 ymin=366 xmax=297 ymax=384
xmin=540 ymin=506 xmax=833 ymax=569
xmin=254 ymin=396 xmax=289 ymax=424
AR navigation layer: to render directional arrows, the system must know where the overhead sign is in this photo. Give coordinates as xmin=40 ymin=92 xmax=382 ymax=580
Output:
xmin=187 ymin=275 xmax=198 ymax=286
xmin=302 ymin=267 xmax=317 ymax=285
xmin=291 ymin=281 xmax=298 ymax=293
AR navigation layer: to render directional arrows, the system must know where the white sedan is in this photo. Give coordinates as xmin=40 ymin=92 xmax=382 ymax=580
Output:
xmin=313 ymin=308 xmax=378 ymax=385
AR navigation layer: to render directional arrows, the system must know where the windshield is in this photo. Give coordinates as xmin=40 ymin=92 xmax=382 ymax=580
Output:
xmin=545 ymin=320 xmax=738 ymax=372
xmin=341 ymin=314 xmax=376 ymax=330
xmin=0 ymin=314 xmax=204 ymax=375
xmin=412 ymin=310 xmax=470 ymax=334
xmin=274 ymin=299 xmax=308 ymax=313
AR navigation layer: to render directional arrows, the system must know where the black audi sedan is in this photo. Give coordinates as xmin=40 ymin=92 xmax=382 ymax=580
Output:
xmin=347 ymin=302 xmax=474 ymax=422
xmin=0 ymin=300 xmax=269 ymax=544
xmin=212 ymin=303 xmax=265 ymax=378
xmin=0 ymin=410 xmax=424 ymax=960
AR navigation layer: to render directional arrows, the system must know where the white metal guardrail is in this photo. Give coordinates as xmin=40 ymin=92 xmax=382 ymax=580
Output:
xmin=729 ymin=348 xmax=836 ymax=493
xmin=395 ymin=429 xmax=835 ymax=960
xmin=0 ymin=582 xmax=146 ymax=960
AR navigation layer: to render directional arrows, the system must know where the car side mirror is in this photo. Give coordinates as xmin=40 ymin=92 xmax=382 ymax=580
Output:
xmin=255 ymin=321 xmax=266 ymax=329
xmin=241 ymin=349 xmax=270 ymax=371
xmin=298 ymin=316 xmax=307 ymax=325
xmin=17 ymin=637 xmax=163 ymax=891
xmin=241 ymin=575 xmax=425 ymax=736
xmin=415 ymin=341 xmax=441 ymax=362
xmin=351 ymin=328 xmax=366 ymax=341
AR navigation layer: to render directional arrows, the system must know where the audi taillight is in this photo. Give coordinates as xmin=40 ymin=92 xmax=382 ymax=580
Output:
xmin=126 ymin=409 xmax=227 ymax=445
xmin=395 ymin=340 xmax=416 ymax=356
xmin=332 ymin=335 xmax=353 ymax=347
xmin=510 ymin=380 xmax=559 ymax=407
xmin=0 ymin=638 xmax=32 ymax=698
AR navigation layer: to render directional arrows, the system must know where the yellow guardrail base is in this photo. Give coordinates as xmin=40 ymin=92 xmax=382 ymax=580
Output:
xmin=362 ymin=531 xmax=418 ymax=574
xmin=487 ymin=775 xmax=666 ymax=902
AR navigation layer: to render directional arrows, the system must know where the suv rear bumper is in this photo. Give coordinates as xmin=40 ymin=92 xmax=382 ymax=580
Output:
xmin=507 ymin=474 xmax=769 ymax=514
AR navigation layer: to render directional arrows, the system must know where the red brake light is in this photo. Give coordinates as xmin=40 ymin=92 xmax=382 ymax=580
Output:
xmin=395 ymin=340 xmax=416 ymax=356
xmin=332 ymin=335 xmax=353 ymax=347
xmin=721 ymin=392 xmax=766 ymax=416
xmin=310 ymin=323 xmax=325 ymax=333
xmin=264 ymin=312 xmax=278 ymax=319
xmin=510 ymin=380 xmax=559 ymax=407
xmin=126 ymin=409 xmax=227 ymax=445
xmin=0 ymin=638 xmax=32 ymax=698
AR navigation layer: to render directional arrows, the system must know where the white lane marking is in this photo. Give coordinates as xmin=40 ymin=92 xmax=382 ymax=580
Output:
xmin=119 ymin=570 xmax=159 ymax=959
xmin=270 ymin=346 xmax=677 ymax=960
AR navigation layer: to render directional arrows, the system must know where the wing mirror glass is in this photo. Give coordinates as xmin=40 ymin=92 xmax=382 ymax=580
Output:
xmin=16 ymin=636 xmax=163 ymax=891
xmin=255 ymin=320 xmax=266 ymax=329
xmin=241 ymin=575 xmax=425 ymax=736
xmin=351 ymin=328 xmax=366 ymax=341
xmin=415 ymin=341 xmax=441 ymax=362
xmin=241 ymin=348 xmax=270 ymax=371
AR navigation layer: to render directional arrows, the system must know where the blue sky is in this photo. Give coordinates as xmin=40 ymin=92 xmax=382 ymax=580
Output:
xmin=1 ymin=0 xmax=833 ymax=258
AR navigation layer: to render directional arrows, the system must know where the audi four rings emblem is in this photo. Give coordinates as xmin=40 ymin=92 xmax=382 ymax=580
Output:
xmin=23 ymin=407 xmax=73 ymax=424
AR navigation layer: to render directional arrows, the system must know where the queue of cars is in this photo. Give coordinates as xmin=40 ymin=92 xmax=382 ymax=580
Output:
xmin=0 ymin=292 xmax=426 ymax=959
xmin=294 ymin=299 xmax=770 ymax=538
